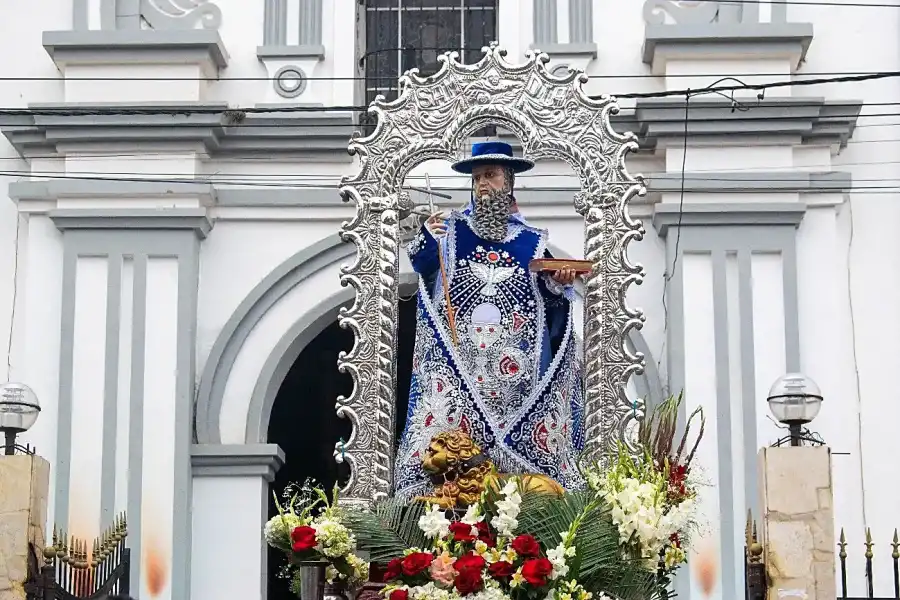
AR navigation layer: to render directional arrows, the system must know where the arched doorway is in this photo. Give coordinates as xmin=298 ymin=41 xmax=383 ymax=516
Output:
xmin=265 ymin=296 xmax=417 ymax=600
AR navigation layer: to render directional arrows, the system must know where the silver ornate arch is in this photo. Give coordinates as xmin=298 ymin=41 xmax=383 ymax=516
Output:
xmin=336 ymin=43 xmax=647 ymax=506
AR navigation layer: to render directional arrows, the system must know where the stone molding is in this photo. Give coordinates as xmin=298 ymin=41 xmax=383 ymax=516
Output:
xmin=0 ymin=103 xmax=354 ymax=160
xmin=652 ymin=202 xmax=807 ymax=236
xmin=632 ymin=97 xmax=862 ymax=150
xmin=190 ymin=444 xmax=285 ymax=482
xmin=49 ymin=208 xmax=213 ymax=239
xmin=643 ymin=23 xmax=814 ymax=73
xmin=641 ymin=0 xmax=814 ymax=72
xmin=0 ymin=98 xmax=859 ymax=161
xmin=71 ymin=0 xmax=224 ymax=32
xmin=42 ymin=30 xmax=229 ymax=74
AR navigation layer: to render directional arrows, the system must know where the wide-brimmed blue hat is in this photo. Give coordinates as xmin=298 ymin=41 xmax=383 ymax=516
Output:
xmin=451 ymin=141 xmax=534 ymax=174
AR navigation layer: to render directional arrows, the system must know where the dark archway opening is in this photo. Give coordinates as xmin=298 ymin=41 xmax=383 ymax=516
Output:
xmin=266 ymin=297 xmax=417 ymax=600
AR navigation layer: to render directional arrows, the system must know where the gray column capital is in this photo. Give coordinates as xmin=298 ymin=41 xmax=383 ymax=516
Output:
xmin=191 ymin=444 xmax=286 ymax=482
xmin=652 ymin=202 xmax=806 ymax=237
xmin=49 ymin=208 xmax=213 ymax=240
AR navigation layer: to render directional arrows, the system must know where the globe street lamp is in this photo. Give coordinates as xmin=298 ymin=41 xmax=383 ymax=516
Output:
xmin=0 ymin=382 xmax=40 ymax=455
xmin=766 ymin=373 xmax=823 ymax=447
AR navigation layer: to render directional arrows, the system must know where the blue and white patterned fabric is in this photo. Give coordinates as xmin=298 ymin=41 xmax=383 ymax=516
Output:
xmin=394 ymin=205 xmax=586 ymax=498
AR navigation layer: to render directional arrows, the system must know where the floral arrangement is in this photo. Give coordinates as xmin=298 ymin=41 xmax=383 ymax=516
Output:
xmin=585 ymin=393 xmax=706 ymax=576
xmin=264 ymin=481 xmax=370 ymax=596
xmin=375 ymin=480 xmax=598 ymax=600
xmin=347 ymin=473 xmax=670 ymax=600
xmin=263 ymin=394 xmax=707 ymax=600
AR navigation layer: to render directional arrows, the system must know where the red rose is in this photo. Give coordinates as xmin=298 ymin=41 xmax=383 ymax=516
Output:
xmin=521 ymin=558 xmax=553 ymax=587
xmin=383 ymin=558 xmax=403 ymax=581
xmin=455 ymin=568 xmax=484 ymax=595
xmin=487 ymin=561 xmax=515 ymax=579
xmin=290 ymin=525 xmax=317 ymax=552
xmin=449 ymin=521 xmax=477 ymax=543
xmin=390 ymin=590 xmax=409 ymax=600
xmin=401 ymin=552 xmax=434 ymax=576
xmin=453 ymin=552 xmax=486 ymax=574
xmin=511 ymin=534 xmax=540 ymax=557
xmin=475 ymin=522 xmax=496 ymax=547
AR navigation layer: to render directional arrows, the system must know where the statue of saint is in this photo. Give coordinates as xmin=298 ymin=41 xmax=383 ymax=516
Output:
xmin=394 ymin=141 xmax=585 ymax=498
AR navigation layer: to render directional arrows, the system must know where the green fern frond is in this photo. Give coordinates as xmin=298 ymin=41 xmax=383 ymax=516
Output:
xmin=345 ymin=498 xmax=429 ymax=563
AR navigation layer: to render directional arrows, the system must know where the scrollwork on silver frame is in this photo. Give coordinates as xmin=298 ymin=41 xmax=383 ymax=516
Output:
xmin=336 ymin=43 xmax=647 ymax=507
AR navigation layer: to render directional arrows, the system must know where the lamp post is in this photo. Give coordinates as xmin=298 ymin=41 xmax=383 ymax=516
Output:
xmin=766 ymin=373 xmax=823 ymax=446
xmin=0 ymin=382 xmax=40 ymax=455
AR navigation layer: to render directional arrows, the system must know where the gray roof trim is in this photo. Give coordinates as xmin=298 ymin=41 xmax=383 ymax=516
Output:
xmin=190 ymin=444 xmax=285 ymax=481
xmin=647 ymin=170 xmax=852 ymax=194
xmin=42 ymin=30 xmax=229 ymax=69
xmin=49 ymin=208 xmax=213 ymax=239
xmin=0 ymin=103 xmax=356 ymax=160
xmin=632 ymin=97 xmax=862 ymax=150
xmin=652 ymin=202 xmax=807 ymax=236
xmin=643 ymin=22 xmax=814 ymax=68
xmin=10 ymin=178 xmax=216 ymax=201
xmin=257 ymin=44 xmax=326 ymax=60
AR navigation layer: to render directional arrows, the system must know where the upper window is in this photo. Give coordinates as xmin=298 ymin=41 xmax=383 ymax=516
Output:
xmin=362 ymin=0 xmax=499 ymax=105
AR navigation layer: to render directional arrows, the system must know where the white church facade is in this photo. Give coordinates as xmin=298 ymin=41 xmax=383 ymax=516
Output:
xmin=0 ymin=1 xmax=897 ymax=600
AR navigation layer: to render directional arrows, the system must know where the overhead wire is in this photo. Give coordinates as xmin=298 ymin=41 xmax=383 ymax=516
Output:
xmin=0 ymin=67 xmax=898 ymax=117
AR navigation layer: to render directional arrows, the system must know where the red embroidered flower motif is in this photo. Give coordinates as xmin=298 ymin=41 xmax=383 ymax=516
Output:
xmin=511 ymin=534 xmax=540 ymax=557
xmin=521 ymin=558 xmax=554 ymax=587
xmin=290 ymin=526 xmax=317 ymax=552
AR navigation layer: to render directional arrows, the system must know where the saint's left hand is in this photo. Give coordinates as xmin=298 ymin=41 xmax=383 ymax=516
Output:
xmin=551 ymin=268 xmax=577 ymax=286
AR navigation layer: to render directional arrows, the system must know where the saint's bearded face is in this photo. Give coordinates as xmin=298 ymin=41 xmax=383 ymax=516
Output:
xmin=471 ymin=164 xmax=515 ymax=242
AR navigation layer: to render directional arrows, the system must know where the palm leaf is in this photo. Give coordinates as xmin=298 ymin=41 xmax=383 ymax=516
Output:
xmin=516 ymin=490 xmax=663 ymax=600
xmin=345 ymin=498 xmax=429 ymax=563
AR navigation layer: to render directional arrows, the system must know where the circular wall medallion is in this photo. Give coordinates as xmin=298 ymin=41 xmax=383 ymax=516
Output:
xmin=274 ymin=65 xmax=308 ymax=98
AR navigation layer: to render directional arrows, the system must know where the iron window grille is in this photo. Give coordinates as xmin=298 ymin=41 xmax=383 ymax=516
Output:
xmin=360 ymin=0 xmax=498 ymax=133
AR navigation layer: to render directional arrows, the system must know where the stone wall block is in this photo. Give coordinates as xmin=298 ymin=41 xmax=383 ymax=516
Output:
xmin=0 ymin=455 xmax=51 ymax=600
xmin=759 ymin=447 xmax=836 ymax=600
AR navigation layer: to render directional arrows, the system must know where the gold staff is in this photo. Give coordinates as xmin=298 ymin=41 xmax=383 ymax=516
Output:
xmin=425 ymin=174 xmax=458 ymax=346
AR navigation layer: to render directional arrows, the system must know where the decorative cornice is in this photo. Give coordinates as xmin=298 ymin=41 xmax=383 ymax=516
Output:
xmin=42 ymin=30 xmax=229 ymax=72
xmin=191 ymin=444 xmax=285 ymax=481
xmin=0 ymin=103 xmax=355 ymax=160
xmin=257 ymin=45 xmax=326 ymax=60
xmin=0 ymin=97 xmax=860 ymax=161
xmin=632 ymin=97 xmax=862 ymax=150
xmin=652 ymin=202 xmax=807 ymax=236
xmin=49 ymin=208 xmax=213 ymax=239
xmin=643 ymin=23 xmax=814 ymax=72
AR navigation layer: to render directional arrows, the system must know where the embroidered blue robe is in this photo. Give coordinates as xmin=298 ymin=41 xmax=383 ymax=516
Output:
xmin=394 ymin=208 xmax=586 ymax=498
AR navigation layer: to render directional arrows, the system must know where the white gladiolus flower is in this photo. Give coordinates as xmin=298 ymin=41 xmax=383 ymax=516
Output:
xmin=418 ymin=504 xmax=452 ymax=539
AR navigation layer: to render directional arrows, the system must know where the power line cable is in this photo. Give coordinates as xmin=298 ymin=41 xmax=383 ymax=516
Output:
xmin=0 ymin=68 xmax=896 ymax=117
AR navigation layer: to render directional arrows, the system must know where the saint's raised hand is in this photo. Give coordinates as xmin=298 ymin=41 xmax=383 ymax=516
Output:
xmin=551 ymin=268 xmax=577 ymax=286
xmin=426 ymin=211 xmax=448 ymax=237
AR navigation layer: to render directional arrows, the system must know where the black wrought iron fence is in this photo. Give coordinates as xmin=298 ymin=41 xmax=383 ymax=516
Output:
xmin=837 ymin=528 xmax=900 ymax=600
xmin=24 ymin=513 xmax=131 ymax=600
xmin=745 ymin=513 xmax=766 ymax=600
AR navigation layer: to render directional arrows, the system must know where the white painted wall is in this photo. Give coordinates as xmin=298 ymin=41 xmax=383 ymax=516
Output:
xmin=0 ymin=1 xmax=898 ymax=599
